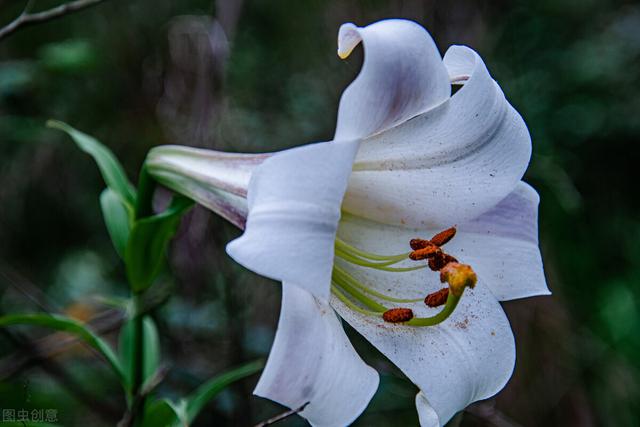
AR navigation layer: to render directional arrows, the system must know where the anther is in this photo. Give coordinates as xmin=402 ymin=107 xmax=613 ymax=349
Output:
xmin=383 ymin=308 xmax=414 ymax=323
xmin=409 ymin=244 xmax=440 ymax=260
xmin=440 ymin=263 xmax=477 ymax=297
xmin=430 ymin=227 xmax=456 ymax=247
xmin=424 ymin=288 xmax=449 ymax=307
xmin=410 ymin=238 xmax=431 ymax=250
xmin=428 ymin=252 xmax=458 ymax=271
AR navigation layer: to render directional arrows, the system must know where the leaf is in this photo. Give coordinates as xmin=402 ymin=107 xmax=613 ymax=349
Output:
xmin=0 ymin=313 xmax=125 ymax=384
xmin=125 ymin=197 xmax=192 ymax=293
xmin=142 ymin=399 xmax=188 ymax=427
xmin=46 ymin=119 xmax=136 ymax=205
xmin=100 ymin=188 xmax=133 ymax=257
xmin=119 ymin=315 xmax=160 ymax=392
xmin=185 ymin=359 xmax=264 ymax=423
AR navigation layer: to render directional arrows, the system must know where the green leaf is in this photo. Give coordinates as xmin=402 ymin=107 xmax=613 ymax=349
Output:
xmin=119 ymin=315 xmax=160 ymax=392
xmin=142 ymin=399 xmax=188 ymax=427
xmin=46 ymin=119 xmax=136 ymax=205
xmin=125 ymin=197 xmax=192 ymax=293
xmin=0 ymin=313 xmax=125 ymax=384
xmin=185 ymin=359 xmax=264 ymax=423
xmin=100 ymin=188 xmax=133 ymax=257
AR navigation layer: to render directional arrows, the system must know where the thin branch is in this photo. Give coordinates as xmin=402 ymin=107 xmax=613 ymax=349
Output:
xmin=253 ymin=402 xmax=310 ymax=427
xmin=0 ymin=0 xmax=108 ymax=41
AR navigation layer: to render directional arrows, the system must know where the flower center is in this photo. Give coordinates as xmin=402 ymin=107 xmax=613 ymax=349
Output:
xmin=331 ymin=227 xmax=477 ymax=326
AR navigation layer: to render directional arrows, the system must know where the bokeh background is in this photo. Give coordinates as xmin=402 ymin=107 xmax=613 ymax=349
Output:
xmin=1 ymin=0 xmax=639 ymax=426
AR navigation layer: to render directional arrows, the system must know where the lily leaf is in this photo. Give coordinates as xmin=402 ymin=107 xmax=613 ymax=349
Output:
xmin=142 ymin=398 xmax=188 ymax=427
xmin=125 ymin=196 xmax=192 ymax=293
xmin=100 ymin=188 xmax=133 ymax=257
xmin=46 ymin=119 xmax=136 ymax=206
xmin=119 ymin=315 xmax=160 ymax=393
xmin=185 ymin=359 xmax=264 ymax=423
xmin=0 ymin=313 xmax=125 ymax=384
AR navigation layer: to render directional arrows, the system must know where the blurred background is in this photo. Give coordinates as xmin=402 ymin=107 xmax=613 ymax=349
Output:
xmin=1 ymin=0 xmax=639 ymax=426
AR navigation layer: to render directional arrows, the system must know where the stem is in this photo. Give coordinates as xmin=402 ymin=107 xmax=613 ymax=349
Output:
xmin=134 ymin=165 xmax=156 ymax=220
xmin=130 ymin=295 xmax=145 ymax=427
xmin=128 ymin=165 xmax=156 ymax=426
xmin=406 ymin=294 xmax=461 ymax=326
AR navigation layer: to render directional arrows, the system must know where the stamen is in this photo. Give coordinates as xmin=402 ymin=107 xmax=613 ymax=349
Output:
xmin=331 ymin=285 xmax=382 ymax=316
xmin=333 ymin=265 xmax=423 ymax=303
xmin=410 ymin=238 xmax=431 ymax=250
xmin=427 ymin=252 xmax=458 ymax=271
xmin=335 ymin=238 xmax=409 ymax=261
xmin=430 ymin=227 xmax=456 ymax=246
xmin=409 ymin=244 xmax=440 ymax=261
xmin=440 ymin=263 xmax=477 ymax=297
xmin=332 ymin=271 xmax=387 ymax=312
xmin=424 ymin=288 xmax=449 ymax=307
xmin=383 ymin=308 xmax=414 ymax=323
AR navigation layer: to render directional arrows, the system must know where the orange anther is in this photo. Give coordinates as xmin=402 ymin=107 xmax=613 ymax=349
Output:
xmin=409 ymin=244 xmax=440 ymax=261
xmin=382 ymin=308 xmax=414 ymax=323
xmin=424 ymin=288 xmax=449 ymax=307
xmin=430 ymin=227 xmax=456 ymax=247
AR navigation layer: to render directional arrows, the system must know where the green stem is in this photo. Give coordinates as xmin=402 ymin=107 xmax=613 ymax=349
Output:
xmin=332 ymin=265 xmax=422 ymax=303
xmin=134 ymin=165 xmax=156 ymax=220
xmin=129 ymin=165 xmax=156 ymax=426
xmin=130 ymin=294 xmax=145 ymax=426
xmin=406 ymin=294 xmax=461 ymax=326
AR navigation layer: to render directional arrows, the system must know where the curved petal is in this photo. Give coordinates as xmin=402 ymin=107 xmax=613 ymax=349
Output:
xmin=147 ymin=145 xmax=268 ymax=228
xmin=333 ymin=215 xmax=516 ymax=426
xmin=343 ymin=45 xmax=532 ymax=228
xmin=334 ymin=19 xmax=451 ymax=141
xmin=255 ymin=284 xmax=379 ymax=427
xmin=226 ymin=140 xmax=359 ymax=300
xmin=456 ymin=181 xmax=549 ymax=300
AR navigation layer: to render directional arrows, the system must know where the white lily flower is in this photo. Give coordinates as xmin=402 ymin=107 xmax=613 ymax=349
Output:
xmin=147 ymin=19 xmax=549 ymax=427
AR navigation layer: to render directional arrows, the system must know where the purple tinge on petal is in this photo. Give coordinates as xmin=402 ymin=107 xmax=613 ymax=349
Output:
xmin=334 ymin=19 xmax=451 ymax=141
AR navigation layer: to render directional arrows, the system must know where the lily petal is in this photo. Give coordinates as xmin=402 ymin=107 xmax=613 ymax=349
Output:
xmin=226 ymin=140 xmax=360 ymax=300
xmin=335 ymin=19 xmax=451 ymax=141
xmin=334 ymin=216 xmax=516 ymax=426
xmin=255 ymin=284 xmax=379 ymax=427
xmin=343 ymin=45 xmax=532 ymax=228
xmin=456 ymin=181 xmax=549 ymax=300
xmin=146 ymin=145 xmax=267 ymax=228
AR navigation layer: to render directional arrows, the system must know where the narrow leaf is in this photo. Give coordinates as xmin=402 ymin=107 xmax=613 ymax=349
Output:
xmin=125 ymin=197 xmax=192 ymax=293
xmin=0 ymin=313 xmax=125 ymax=384
xmin=119 ymin=315 xmax=161 ymax=392
xmin=142 ymin=399 xmax=188 ymax=427
xmin=100 ymin=188 xmax=133 ymax=257
xmin=47 ymin=119 xmax=136 ymax=205
xmin=185 ymin=359 xmax=264 ymax=423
